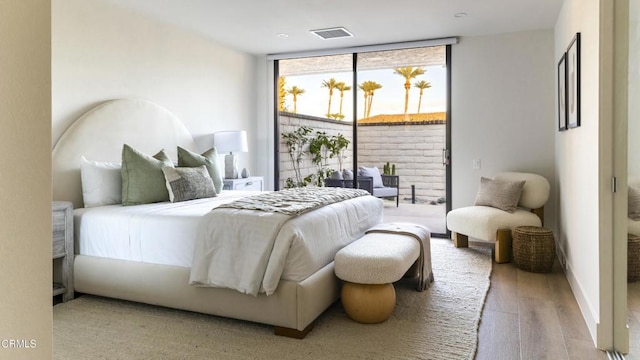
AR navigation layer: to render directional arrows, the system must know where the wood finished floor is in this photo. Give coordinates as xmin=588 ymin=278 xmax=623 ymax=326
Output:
xmin=629 ymin=282 xmax=640 ymax=359
xmin=473 ymin=242 xmax=609 ymax=360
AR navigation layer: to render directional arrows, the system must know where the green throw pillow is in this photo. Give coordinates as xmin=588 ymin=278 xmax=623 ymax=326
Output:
xmin=121 ymin=144 xmax=174 ymax=206
xmin=177 ymin=146 xmax=224 ymax=194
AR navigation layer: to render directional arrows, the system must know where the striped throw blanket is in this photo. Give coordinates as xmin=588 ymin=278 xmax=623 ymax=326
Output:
xmin=216 ymin=187 xmax=370 ymax=216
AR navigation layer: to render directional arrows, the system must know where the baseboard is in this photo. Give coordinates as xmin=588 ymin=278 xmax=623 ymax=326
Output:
xmin=554 ymin=239 xmax=599 ymax=346
xmin=565 ymin=262 xmax=599 ymax=347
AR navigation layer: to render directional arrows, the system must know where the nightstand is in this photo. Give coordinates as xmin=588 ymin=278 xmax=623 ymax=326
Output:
xmin=52 ymin=201 xmax=74 ymax=302
xmin=223 ymin=176 xmax=264 ymax=191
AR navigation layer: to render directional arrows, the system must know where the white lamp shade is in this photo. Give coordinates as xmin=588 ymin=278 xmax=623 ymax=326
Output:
xmin=213 ymin=130 xmax=248 ymax=154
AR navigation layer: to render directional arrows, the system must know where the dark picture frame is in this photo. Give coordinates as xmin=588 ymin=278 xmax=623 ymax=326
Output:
xmin=557 ymin=52 xmax=567 ymax=131
xmin=567 ymin=33 xmax=581 ymax=129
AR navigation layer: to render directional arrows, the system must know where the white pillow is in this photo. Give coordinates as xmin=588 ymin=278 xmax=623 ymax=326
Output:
xmin=80 ymin=156 xmax=122 ymax=208
xmin=358 ymin=166 xmax=384 ymax=188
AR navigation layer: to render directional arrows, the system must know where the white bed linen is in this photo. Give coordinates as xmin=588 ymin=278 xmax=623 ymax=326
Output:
xmin=190 ymin=194 xmax=383 ymax=296
xmin=74 ymin=191 xmax=254 ymax=267
xmin=75 ymin=191 xmax=383 ymax=295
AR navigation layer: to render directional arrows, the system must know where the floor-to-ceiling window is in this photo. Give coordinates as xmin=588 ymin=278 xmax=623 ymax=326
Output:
xmin=272 ymin=41 xmax=452 ymax=236
xmin=277 ymin=54 xmax=354 ymax=190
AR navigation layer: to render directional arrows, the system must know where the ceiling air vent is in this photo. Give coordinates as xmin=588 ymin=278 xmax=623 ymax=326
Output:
xmin=311 ymin=27 xmax=353 ymax=40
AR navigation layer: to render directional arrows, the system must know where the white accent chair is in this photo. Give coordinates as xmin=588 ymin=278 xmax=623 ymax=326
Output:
xmin=446 ymin=172 xmax=551 ymax=263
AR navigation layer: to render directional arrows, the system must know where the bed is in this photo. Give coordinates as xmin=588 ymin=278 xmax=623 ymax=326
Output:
xmin=52 ymin=98 xmax=383 ymax=338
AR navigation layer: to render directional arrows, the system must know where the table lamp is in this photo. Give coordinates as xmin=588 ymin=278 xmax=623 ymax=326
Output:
xmin=214 ymin=130 xmax=248 ymax=179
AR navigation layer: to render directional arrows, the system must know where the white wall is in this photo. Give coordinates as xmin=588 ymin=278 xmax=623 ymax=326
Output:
xmin=52 ymin=0 xmax=258 ymax=172
xmin=0 ymin=1 xmax=52 ymax=358
xmin=629 ymin=0 xmax=640 ymax=178
xmin=255 ymin=56 xmax=273 ymax=190
xmin=621 ymin=0 xmax=637 ymax=352
xmin=451 ymin=30 xmax=556 ymax=225
xmin=554 ymin=0 xmax=615 ymax=348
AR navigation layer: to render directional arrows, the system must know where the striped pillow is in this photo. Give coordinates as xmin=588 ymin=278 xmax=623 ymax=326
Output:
xmin=474 ymin=177 xmax=525 ymax=213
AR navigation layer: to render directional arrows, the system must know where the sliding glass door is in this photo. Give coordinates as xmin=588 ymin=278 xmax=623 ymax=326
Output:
xmin=274 ymin=45 xmax=451 ymax=237
xmin=356 ymin=46 xmax=449 ymax=235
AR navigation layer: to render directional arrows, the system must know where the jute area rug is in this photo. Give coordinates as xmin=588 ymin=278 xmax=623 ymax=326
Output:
xmin=53 ymin=239 xmax=491 ymax=360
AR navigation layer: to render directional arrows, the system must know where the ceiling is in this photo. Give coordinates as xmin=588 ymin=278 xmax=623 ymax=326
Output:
xmin=100 ymin=0 xmax=563 ymax=56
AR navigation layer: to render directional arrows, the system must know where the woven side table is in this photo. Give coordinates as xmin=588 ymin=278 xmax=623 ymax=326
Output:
xmin=629 ymin=233 xmax=640 ymax=282
xmin=512 ymin=226 xmax=555 ymax=273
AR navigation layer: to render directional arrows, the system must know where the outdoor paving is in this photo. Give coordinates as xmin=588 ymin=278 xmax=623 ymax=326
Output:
xmin=380 ymin=199 xmax=446 ymax=235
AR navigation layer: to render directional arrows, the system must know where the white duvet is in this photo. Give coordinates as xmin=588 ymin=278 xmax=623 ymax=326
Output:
xmin=75 ymin=191 xmax=383 ymax=296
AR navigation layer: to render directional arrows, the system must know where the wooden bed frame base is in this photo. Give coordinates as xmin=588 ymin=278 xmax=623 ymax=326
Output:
xmin=73 ymin=254 xmax=340 ymax=339
xmin=274 ymin=323 xmax=314 ymax=339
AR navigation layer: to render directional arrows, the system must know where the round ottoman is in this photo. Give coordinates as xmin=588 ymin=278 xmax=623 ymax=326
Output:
xmin=334 ymin=233 xmax=420 ymax=324
xmin=629 ymin=233 xmax=640 ymax=282
xmin=512 ymin=226 xmax=555 ymax=273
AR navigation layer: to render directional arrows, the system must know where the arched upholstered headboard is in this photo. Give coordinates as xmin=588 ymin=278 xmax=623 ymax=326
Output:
xmin=52 ymin=99 xmax=197 ymax=209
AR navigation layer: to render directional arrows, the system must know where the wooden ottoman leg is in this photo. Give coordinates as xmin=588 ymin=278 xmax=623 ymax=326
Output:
xmin=495 ymin=229 xmax=512 ymax=263
xmin=341 ymin=282 xmax=396 ymax=324
xmin=453 ymin=232 xmax=469 ymax=248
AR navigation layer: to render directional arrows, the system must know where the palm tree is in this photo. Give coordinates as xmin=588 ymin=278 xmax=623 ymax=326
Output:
xmin=359 ymin=81 xmax=383 ymax=118
xmin=358 ymin=82 xmax=371 ymax=118
xmin=287 ymin=86 xmax=305 ymax=113
xmin=322 ymin=78 xmax=339 ymax=117
xmin=414 ymin=80 xmax=432 ymax=113
xmin=335 ymin=82 xmax=352 ymax=117
xmin=278 ymin=76 xmax=287 ymax=112
xmin=393 ymin=67 xmax=425 ymax=115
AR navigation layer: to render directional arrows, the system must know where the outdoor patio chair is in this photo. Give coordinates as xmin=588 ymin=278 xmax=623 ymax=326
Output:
xmin=358 ymin=166 xmax=400 ymax=207
xmin=325 ymin=168 xmax=400 ymax=207
xmin=446 ymin=172 xmax=550 ymax=263
xmin=325 ymin=176 xmax=373 ymax=191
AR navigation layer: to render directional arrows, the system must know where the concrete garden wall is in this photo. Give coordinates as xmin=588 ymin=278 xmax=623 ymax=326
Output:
xmin=279 ymin=112 xmax=446 ymax=203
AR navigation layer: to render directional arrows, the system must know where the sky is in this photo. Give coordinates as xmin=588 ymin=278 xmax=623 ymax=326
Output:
xmin=283 ymin=64 xmax=447 ymax=122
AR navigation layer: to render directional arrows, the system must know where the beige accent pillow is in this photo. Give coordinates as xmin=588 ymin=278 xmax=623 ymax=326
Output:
xmin=474 ymin=177 xmax=526 ymax=213
xmin=629 ymin=186 xmax=640 ymax=221
xmin=121 ymin=144 xmax=174 ymax=206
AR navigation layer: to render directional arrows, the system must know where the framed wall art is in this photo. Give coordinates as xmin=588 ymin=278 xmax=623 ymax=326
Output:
xmin=567 ymin=33 xmax=581 ymax=129
xmin=557 ymin=52 xmax=567 ymax=131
